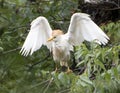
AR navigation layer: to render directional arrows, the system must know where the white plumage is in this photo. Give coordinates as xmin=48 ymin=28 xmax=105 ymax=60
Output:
xmin=20 ymin=17 xmax=52 ymax=56
xmin=66 ymin=13 xmax=109 ymax=45
xmin=20 ymin=13 xmax=109 ymax=71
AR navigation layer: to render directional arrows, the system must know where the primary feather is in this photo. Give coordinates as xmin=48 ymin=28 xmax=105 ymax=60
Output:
xmin=20 ymin=16 xmax=52 ymax=56
xmin=65 ymin=13 xmax=109 ymax=45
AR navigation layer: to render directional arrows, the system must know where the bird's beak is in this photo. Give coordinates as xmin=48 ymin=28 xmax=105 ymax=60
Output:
xmin=47 ymin=37 xmax=54 ymax=42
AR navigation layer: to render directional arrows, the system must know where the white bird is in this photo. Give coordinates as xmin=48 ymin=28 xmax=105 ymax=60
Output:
xmin=20 ymin=13 xmax=109 ymax=72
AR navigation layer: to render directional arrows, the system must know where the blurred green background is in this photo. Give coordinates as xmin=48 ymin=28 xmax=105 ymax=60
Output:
xmin=0 ymin=0 xmax=120 ymax=93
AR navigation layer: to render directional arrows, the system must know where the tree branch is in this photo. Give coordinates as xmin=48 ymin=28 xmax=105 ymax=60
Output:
xmin=27 ymin=51 xmax=51 ymax=70
xmin=102 ymin=7 xmax=120 ymax=10
xmin=2 ymin=47 xmax=21 ymax=55
xmin=43 ymin=77 xmax=53 ymax=93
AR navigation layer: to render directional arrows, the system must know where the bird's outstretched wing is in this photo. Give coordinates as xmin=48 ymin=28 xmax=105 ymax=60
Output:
xmin=65 ymin=13 xmax=109 ymax=45
xmin=20 ymin=17 xmax=52 ymax=56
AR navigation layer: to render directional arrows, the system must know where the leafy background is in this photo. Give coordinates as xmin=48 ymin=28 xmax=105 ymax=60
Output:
xmin=0 ymin=0 xmax=120 ymax=93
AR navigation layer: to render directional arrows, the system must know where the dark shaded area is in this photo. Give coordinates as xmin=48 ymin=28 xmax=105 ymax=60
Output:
xmin=78 ymin=0 xmax=120 ymax=25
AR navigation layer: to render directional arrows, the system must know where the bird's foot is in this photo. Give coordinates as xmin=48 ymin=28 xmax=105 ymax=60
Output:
xmin=66 ymin=67 xmax=73 ymax=74
xmin=51 ymin=67 xmax=58 ymax=75
xmin=53 ymin=67 xmax=58 ymax=73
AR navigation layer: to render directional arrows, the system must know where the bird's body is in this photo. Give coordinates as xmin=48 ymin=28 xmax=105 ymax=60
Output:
xmin=51 ymin=30 xmax=73 ymax=66
xmin=20 ymin=13 xmax=109 ymax=72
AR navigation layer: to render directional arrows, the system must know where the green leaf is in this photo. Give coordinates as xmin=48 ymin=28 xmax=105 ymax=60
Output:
xmin=80 ymin=75 xmax=93 ymax=86
xmin=76 ymin=60 xmax=85 ymax=67
xmin=51 ymin=72 xmax=61 ymax=88
xmin=58 ymin=72 xmax=70 ymax=88
xmin=76 ymin=79 xmax=87 ymax=87
xmin=95 ymin=59 xmax=106 ymax=71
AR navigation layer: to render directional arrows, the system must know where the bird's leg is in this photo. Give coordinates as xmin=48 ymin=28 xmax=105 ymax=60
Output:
xmin=65 ymin=62 xmax=73 ymax=73
xmin=60 ymin=61 xmax=72 ymax=73
xmin=55 ymin=64 xmax=58 ymax=72
xmin=60 ymin=61 xmax=67 ymax=72
xmin=54 ymin=62 xmax=59 ymax=72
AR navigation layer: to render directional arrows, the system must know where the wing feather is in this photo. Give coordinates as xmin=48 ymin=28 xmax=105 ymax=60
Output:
xmin=20 ymin=17 xmax=52 ymax=56
xmin=65 ymin=13 xmax=109 ymax=46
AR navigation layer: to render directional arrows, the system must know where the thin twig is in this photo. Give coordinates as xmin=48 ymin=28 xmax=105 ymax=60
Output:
xmin=101 ymin=7 xmax=120 ymax=10
xmin=43 ymin=77 xmax=54 ymax=93
xmin=27 ymin=52 xmax=51 ymax=70
xmin=2 ymin=47 xmax=21 ymax=55
xmin=102 ymin=1 xmax=120 ymax=7
xmin=58 ymin=88 xmax=70 ymax=93
xmin=22 ymin=79 xmax=50 ymax=93
xmin=0 ymin=14 xmax=10 ymax=22
xmin=8 ymin=25 xmax=28 ymax=32
xmin=30 ymin=79 xmax=50 ymax=89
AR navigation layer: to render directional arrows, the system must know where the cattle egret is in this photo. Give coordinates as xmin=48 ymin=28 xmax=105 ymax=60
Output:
xmin=20 ymin=13 xmax=109 ymax=72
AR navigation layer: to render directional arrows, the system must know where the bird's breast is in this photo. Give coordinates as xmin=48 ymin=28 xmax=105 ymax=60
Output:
xmin=52 ymin=41 xmax=72 ymax=62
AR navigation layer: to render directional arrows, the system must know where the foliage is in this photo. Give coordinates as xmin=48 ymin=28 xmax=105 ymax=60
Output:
xmin=0 ymin=0 xmax=120 ymax=93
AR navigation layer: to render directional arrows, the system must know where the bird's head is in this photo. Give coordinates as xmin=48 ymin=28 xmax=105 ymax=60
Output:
xmin=47 ymin=30 xmax=64 ymax=42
